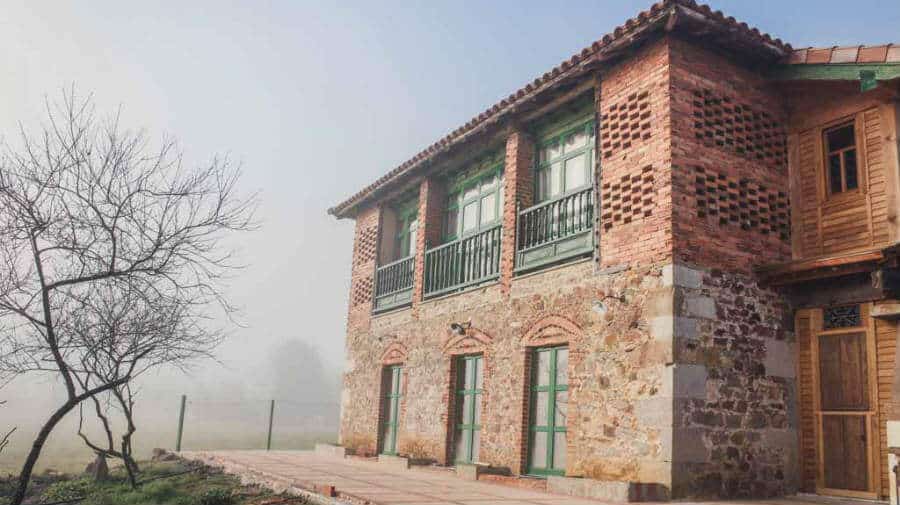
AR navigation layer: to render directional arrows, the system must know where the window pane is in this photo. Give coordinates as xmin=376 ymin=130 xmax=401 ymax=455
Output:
xmin=534 ymin=391 xmax=549 ymax=426
xmin=541 ymin=141 xmax=561 ymax=163
xmin=550 ymin=162 xmax=562 ymax=197
xmin=463 ymin=184 xmax=478 ymax=201
xmin=480 ymin=193 xmax=496 ymax=224
xmin=829 ymin=154 xmax=843 ymax=193
xmin=556 ymin=348 xmax=568 ymax=385
xmin=481 ymin=175 xmax=498 ymax=191
xmin=382 ymin=422 xmax=394 ymax=452
xmin=464 ymin=359 xmax=475 ymax=389
xmin=475 ymin=357 xmax=484 ymax=389
xmin=845 ymin=149 xmax=858 ymax=190
xmin=564 ymin=154 xmax=587 ymax=191
xmin=445 ymin=208 xmax=458 ymax=238
xmin=462 ymin=202 xmax=478 ymax=232
xmin=564 ymin=130 xmax=588 ymax=152
xmin=455 ymin=428 xmax=468 ymax=462
xmin=536 ymin=350 xmax=551 ymax=386
xmin=407 ymin=221 xmax=417 ymax=257
xmin=530 ymin=432 xmax=548 ymax=468
xmin=392 ymin=368 xmax=401 ymax=393
xmin=471 ymin=429 xmax=481 ymax=462
xmin=827 ymin=124 xmax=855 ymax=152
xmin=460 ymin=394 xmax=472 ymax=424
xmin=553 ymin=432 xmax=567 ymax=469
xmin=537 ymin=168 xmax=550 ymax=201
xmin=554 ymin=390 xmax=568 ymax=426
xmin=474 ymin=395 xmax=483 ymax=425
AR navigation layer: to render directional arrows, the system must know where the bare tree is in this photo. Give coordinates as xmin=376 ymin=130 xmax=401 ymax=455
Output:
xmin=0 ymin=401 xmax=15 ymax=454
xmin=72 ymin=282 xmax=218 ymax=488
xmin=0 ymin=90 xmax=257 ymax=505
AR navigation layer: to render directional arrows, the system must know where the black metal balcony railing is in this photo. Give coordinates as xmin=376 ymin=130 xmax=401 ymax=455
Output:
xmin=424 ymin=224 xmax=502 ymax=298
xmin=516 ymin=187 xmax=594 ymax=272
xmin=373 ymin=255 xmax=415 ymax=312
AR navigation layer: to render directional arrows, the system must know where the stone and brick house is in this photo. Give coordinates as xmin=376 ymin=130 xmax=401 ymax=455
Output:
xmin=328 ymin=0 xmax=900 ymax=499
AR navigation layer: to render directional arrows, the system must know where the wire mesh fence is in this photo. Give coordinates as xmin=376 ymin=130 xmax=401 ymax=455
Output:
xmin=173 ymin=395 xmax=339 ymax=452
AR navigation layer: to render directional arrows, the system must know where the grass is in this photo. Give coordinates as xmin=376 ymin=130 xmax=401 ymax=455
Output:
xmin=0 ymin=459 xmax=295 ymax=505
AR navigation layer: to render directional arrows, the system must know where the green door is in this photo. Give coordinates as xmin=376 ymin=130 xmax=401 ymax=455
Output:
xmin=528 ymin=346 xmax=568 ymax=476
xmin=381 ymin=366 xmax=402 ymax=455
xmin=454 ymin=355 xmax=484 ymax=463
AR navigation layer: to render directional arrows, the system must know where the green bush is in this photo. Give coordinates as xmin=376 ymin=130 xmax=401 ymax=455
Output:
xmin=197 ymin=487 xmax=234 ymax=505
xmin=42 ymin=477 xmax=95 ymax=502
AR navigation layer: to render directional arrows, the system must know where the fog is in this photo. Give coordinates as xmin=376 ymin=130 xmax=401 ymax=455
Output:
xmin=1 ymin=0 xmax=898 ymax=477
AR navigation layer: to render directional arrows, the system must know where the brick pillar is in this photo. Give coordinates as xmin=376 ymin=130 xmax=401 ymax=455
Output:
xmin=346 ymin=205 xmax=381 ymax=333
xmin=412 ymin=176 xmax=445 ymax=310
xmin=500 ymin=130 xmax=534 ymax=296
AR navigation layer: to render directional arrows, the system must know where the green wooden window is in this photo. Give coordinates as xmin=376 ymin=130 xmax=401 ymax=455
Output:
xmin=528 ymin=346 xmax=568 ymax=476
xmin=380 ymin=365 xmax=402 ymax=455
xmin=454 ymin=355 xmax=484 ymax=464
xmin=394 ymin=200 xmax=419 ymax=260
xmin=442 ymin=160 xmax=504 ymax=242
xmin=534 ymin=119 xmax=595 ymax=203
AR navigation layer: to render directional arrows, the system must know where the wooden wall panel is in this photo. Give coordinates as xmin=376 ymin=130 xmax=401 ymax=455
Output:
xmin=796 ymin=131 xmax=822 ymax=257
xmin=792 ymin=106 xmax=894 ymax=259
xmin=796 ymin=309 xmax=818 ymax=491
xmin=874 ymin=308 xmax=897 ymax=498
xmin=864 ymin=108 xmax=889 ymax=246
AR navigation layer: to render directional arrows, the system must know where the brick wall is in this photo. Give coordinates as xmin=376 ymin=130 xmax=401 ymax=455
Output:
xmin=669 ymin=37 xmax=791 ymax=273
xmin=598 ymin=38 xmax=673 ymax=269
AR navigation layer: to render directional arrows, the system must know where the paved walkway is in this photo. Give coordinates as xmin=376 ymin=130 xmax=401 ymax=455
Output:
xmin=178 ymin=450 xmax=882 ymax=505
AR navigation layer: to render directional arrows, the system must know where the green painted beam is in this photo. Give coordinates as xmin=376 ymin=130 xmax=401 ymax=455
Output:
xmin=768 ymin=63 xmax=900 ymax=92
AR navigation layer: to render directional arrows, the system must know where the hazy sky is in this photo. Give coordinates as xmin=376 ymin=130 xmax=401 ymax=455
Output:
xmin=0 ymin=0 xmax=898 ymax=403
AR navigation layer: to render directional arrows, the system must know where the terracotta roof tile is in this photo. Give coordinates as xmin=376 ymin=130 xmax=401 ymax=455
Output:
xmin=789 ymin=43 xmax=900 ymax=64
xmin=858 ymin=44 xmax=890 ymax=63
xmin=888 ymin=45 xmax=900 ymax=63
xmin=830 ymin=46 xmax=860 ymax=63
xmin=328 ymin=0 xmax=792 ymax=218
xmin=805 ymin=48 xmax=834 ymax=64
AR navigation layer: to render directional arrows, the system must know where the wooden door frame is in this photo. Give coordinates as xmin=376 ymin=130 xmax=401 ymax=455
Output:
xmin=808 ymin=303 xmax=882 ymax=499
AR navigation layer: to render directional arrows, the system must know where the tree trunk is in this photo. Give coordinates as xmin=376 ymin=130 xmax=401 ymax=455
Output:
xmin=10 ymin=400 xmax=78 ymax=505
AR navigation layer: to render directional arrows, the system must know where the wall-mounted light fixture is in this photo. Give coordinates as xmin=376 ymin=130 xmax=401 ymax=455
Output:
xmin=449 ymin=321 xmax=471 ymax=336
xmin=592 ymin=293 xmax=628 ymax=315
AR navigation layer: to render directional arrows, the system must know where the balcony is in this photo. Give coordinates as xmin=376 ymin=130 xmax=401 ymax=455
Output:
xmin=424 ymin=224 xmax=502 ymax=298
xmin=516 ymin=187 xmax=594 ymax=272
xmin=373 ymin=255 xmax=415 ymax=312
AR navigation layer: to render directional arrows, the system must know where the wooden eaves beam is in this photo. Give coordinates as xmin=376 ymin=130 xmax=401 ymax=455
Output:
xmin=768 ymin=63 xmax=900 ymax=92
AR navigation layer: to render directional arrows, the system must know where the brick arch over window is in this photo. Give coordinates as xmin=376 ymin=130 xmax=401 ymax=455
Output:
xmin=441 ymin=327 xmax=493 ymax=356
xmin=521 ymin=314 xmax=583 ymax=347
xmin=381 ymin=341 xmax=409 ymax=365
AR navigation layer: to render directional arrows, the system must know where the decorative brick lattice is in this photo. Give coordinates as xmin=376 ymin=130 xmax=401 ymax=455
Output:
xmin=692 ymin=89 xmax=787 ymax=167
xmin=599 ymin=89 xmax=652 ymax=159
xmin=353 ymin=226 xmax=378 ymax=268
xmin=693 ymin=166 xmax=789 ymax=240
xmin=600 ymin=165 xmax=655 ymax=230
xmin=351 ymin=276 xmax=373 ymax=308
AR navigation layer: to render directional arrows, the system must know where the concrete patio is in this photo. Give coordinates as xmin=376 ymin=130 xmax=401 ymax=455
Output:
xmin=178 ymin=449 xmax=886 ymax=505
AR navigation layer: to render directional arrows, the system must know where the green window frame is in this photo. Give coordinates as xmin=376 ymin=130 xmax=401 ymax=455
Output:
xmin=380 ymin=365 xmax=403 ymax=456
xmin=527 ymin=346 xmax=568 ymax=476
xmin=454 ymin=355 xmax=484 ymax=464
xmin=534 ymin=118 xmax=595 ymax=204
xmin=442 ymin=158 xmax=504 ymax=243
xmin=393 ymin=200 xmax=419 ymax=261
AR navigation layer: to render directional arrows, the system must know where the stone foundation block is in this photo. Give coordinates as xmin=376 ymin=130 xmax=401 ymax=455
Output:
xmin=456 ymin=463 xmax=485 ymax=481
xmin=547 ymin=476 xmax=669 ymax=502
xmin=314 ymin=443 xmax=347 ymax=458
xmin=377 ymin=454 xmax=410 ymax=470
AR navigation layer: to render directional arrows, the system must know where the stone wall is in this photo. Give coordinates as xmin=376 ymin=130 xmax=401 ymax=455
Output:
xmin=340 ymin=258 xmax=678 ymax=487
xmin=670 ymin=264 xmax=797 ymax=497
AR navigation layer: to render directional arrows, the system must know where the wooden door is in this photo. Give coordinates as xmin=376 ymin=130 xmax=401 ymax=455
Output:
xmin=807 ymin=304 xmax=881 ymax=498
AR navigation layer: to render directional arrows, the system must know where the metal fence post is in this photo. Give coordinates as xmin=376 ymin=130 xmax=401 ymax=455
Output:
xmin=266 ymin=399 xmax=275 ymax=451
xmin=175 ymin=394 xmax=186 ymax=452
